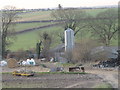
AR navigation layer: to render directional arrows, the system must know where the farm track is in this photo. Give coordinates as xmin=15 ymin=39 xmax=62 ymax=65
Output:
xmin=86 ymin=68 xmax=118 ymax=88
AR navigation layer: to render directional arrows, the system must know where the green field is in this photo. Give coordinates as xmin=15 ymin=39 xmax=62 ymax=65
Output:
xmin=14 ymin=22 xmax=55 ymax=31
xmin=18 ymin=11 xmax=54 ymax=21
xmin=10 ymin=26 xmax=64 ymax=51
xmin=8 ymin=8 xmax=118 ymax=51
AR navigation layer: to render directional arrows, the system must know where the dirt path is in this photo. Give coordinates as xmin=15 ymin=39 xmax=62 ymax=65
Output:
xmin=86 ymin=69 xmax=118 ymax=88
xmin=62 ymin=69 xmax=118 ymax=88
xmin=65 ymin=81 xmax=102 ymax=88
xmin=38 ymin=62 xmax=119 ymax=88
xmin=2 ymin=62 xmax=118 ymax=88
xmin=39 ymin=62 xmax=118 ymax=88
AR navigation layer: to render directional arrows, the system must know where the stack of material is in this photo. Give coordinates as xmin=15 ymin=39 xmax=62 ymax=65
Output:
xmin=7 ymin=58 xmax=18 ymax=68
xmin=27 ymin=58 xmax=36 ymax=65
xmin=93 ymin=58 xmax=119 ymax=68
xmin=21 ymin=58 xmax=36 ymax=66
xmin=0 ymin=60 xmax=7 ymax=66
xmin=22 ymin=61 xmax=29 ymax=66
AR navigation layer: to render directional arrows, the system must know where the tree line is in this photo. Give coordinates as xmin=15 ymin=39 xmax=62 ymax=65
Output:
xmin=1 ymin=5 xmax=118 ymax=59
xmin=51 ymin=4 xmax=118 ymax=46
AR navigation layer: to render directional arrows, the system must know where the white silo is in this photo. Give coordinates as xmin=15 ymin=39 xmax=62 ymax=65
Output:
xmin=65 ymin=28 xmax=74 ymax=52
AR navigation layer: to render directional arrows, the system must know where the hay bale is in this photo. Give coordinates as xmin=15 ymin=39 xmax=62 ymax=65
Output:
xmin=7 ymin=58 xmax=18 ymax=68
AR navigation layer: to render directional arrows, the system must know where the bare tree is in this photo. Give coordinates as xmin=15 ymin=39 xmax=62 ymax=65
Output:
xmin=72 ymin=39 xmax=98 ymax=63
xmin=57 ymin=32 xmax=65 ymax=43
xmin=58 ymin=4 xmax=62 ymax=10
xmin=0 ymin=41 xmax=1 ymax=57
xmin=89 ymin=9 xmax=118 ymax=46
xmin=1 ymin=6 xmax=19 ymax=59
xmin=0 ymin=13 xmax=2 ymax=57
xmin=51 ymin=4 xmax=88 ymax=43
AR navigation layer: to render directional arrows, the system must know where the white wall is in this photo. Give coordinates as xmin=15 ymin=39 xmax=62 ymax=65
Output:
xmin=65 ymin=28 xmax=74 ymax=52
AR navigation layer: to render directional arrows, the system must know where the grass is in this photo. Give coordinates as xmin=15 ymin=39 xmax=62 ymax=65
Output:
xmin=61 ymin=63 xmax=75 ymax=67
xmin=39 ymin=64 xmax=47 ymax=68
xmin=9 ymin=31 xmax=39 ymax=51
xmin=18 ymin=11 xmax=53 ymax=21
xmin=14 ymin=22 xmax=55 ymax=31
xmin=93 ymin=83 xmax=113 ymax=89
xmin=18 ymin=8 xmax=114 ymax=20
xmin=8 ymin=8 xmax=118 ymax=51
xmin=9 ymin=25 xmax=118 ymax=51
xmin=9 ymin=26 xmax=63 ymax=51
xmin=2 ymin=71 xmax=87 ymax=74
xmin=86 ymin=8 xmax=107 ymax=16
xmin=33 ymin=71 xmax=87 ymax=74
xmin=1 ymin=72 xmax=12 ymax=74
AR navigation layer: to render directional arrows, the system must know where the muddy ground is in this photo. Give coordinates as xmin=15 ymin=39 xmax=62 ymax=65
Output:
xmin=1 ymin=62 xmax=119 ymax=88
xmin=2 ymin=73 xmax=107 ymax=88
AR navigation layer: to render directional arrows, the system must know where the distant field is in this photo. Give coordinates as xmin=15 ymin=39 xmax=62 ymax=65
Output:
xmin=17 ymin=8 xmax=109 ymax=22
xmin=17 ymin=11 xmax=54 ymax=21
xmin=10 ymin=26 xmax=63 ymax=51
xmin=14 ymin=22 xmax=56 ymax=32
xmin=14 ymin=8 xmax=107 ymax=32
xmin=8 ymin=8 xmax=118 ymax=51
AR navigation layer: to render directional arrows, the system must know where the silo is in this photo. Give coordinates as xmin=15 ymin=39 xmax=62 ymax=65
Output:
xmin=65 ymin=28 xmax=74 ymax=52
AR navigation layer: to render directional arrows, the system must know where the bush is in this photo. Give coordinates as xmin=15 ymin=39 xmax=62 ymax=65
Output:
xmin=7 ymin=49 xmax=35 ymax=60
xmin=72 ymin=39 xmax=98 ymax=63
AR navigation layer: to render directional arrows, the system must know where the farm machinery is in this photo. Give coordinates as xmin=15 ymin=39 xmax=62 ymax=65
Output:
xmin=12 ymin=69 xmax=35 ymax=77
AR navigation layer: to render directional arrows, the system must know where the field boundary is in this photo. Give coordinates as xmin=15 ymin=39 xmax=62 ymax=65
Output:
xmin=10 ymin=22 xmax=62 ymax=35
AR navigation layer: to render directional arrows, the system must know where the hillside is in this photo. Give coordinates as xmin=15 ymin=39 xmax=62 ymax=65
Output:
xmin=8 ymin=8 xmax=118 ymax=51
